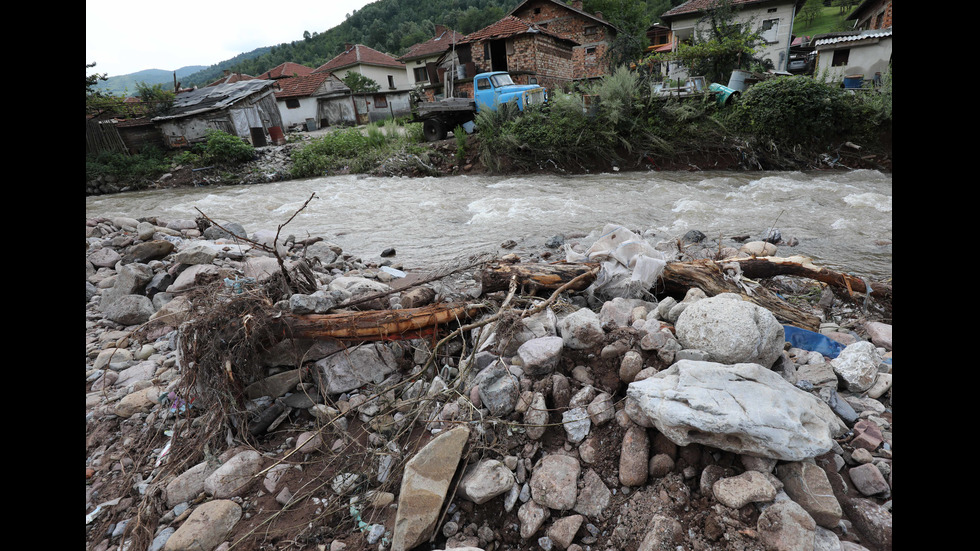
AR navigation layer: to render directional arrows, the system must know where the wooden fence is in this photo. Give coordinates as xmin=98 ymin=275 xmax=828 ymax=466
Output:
xmin=86 ymin=118 xmax=130 ymax=156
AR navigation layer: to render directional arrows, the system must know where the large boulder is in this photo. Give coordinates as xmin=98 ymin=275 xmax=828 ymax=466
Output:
xmin=625 ymin=360 xmax=845 ymax=461
xmin=674 ymin=294 xmax=784 ymax=368
xmin=391 ymin=426 xmax=469 ymax=551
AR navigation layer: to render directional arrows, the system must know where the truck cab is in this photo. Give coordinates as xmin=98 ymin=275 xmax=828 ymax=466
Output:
xmin=473 ymin=72 xmax=547 ymax=113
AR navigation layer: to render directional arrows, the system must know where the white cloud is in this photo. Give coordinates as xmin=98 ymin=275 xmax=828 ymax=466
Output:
xmin=86 ymin=0 xmax=376 ymax=76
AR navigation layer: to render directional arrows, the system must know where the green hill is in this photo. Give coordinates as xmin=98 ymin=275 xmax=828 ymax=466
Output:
xmin=93 ymin=66 xmax=209 ymax=96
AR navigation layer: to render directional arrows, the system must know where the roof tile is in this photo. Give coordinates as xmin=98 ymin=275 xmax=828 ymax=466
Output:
xmin=313 ymin=44 xmax=405 ymax=73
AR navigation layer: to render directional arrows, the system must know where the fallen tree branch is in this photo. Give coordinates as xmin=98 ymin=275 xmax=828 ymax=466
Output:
xmin=275 ymin=302 xmax=487 ymax=342
xmin=720 ymin=255 xmax=892 ymax=302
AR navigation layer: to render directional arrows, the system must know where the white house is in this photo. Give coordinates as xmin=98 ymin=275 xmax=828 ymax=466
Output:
xmin=812 ymin=28 xmax=892 ymax=86
xmin=397 ymin=25 xmax=465 ymax=88
xmin=313 ymin=44 xmax=408 ymax=91
xmin=658 ymin=0 xmax=804 ymax=77
xmin=273 ymin=72 xmax=350 ymax=130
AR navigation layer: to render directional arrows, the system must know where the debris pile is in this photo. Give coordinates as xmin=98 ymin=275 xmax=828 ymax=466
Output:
xmin=86 ymin=211 xmax=892 ymax=551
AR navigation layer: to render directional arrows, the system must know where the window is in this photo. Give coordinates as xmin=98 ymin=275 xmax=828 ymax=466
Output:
xmin=831 ymin=48 xmax=850 ymax=66
xmin=476 ymin=77 xmax=491 ymax=90
xmin=413 ymin=67 xmax=428 ymax=82
xmin=484 ymin=43 xmax=492 ymax=59
xmin=534 ymin=7 xmax=540 ymax=14
xmin=285 ymin=98 xmax=300 ymax=109
xmin=586 ymin=47 xmax=596 ymax=55
xmin=584 ymin=25 xmax=597 ymax=36
xmin=760 ymin=18 xmax=778 ymax=43
xmin=387 ymin=75 xmax=395 ymax=89
xmin=374 ymin=95 xmax=388 ymax=108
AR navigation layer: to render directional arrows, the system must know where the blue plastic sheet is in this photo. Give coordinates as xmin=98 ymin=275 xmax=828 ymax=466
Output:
xmin=782 ymin=325 xmax=847 ymax=359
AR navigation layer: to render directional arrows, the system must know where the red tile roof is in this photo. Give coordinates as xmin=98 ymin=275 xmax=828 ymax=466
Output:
xmin=399 ymin=28 xmax=465 ymax=61
xmin=273 ymin=73 xmax=336 ymax=99
xmin=460 ymin=15 xmax=575 ymax=45
xmin=661 ymin=0 xmax=802 ymax=19
xmin=313 ymin=44 xmax=405 ymax=73
xmin=257 ymin=62 xmax=315 ymax=80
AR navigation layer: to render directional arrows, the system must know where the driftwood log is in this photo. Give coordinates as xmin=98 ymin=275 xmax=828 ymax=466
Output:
xmin=480 ymin=256 xmax=891 ymax=331
xmin=275 ymin=302 xmax=486 ymax=342
xmin=480 ymin=261 xmax=600 ymax=294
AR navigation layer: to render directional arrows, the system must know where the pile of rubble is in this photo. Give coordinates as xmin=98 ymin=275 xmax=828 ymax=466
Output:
xmin=85 ymin=216 xmax=892 ymax=551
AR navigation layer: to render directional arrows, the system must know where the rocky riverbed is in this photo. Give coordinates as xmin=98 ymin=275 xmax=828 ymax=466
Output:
xmin=85 ymin=215 xmax=892 ymax=551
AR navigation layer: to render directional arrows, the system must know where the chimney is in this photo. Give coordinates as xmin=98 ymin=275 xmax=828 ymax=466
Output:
xmin=571 ymin=1 xmax=583 ymax=9
xmin=435 ymin=24 xmax=446 ymax=37
xmin=595 ymin=11 xmax=603 ymax=20
xmin=344 ymin=43 xmax=354 ymax=51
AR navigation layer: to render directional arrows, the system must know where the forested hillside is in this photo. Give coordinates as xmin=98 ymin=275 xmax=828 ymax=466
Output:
xmin=181 ymin=0 xmax=680 ymax=88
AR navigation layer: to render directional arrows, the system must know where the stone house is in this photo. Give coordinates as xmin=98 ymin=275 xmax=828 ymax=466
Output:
xmin=658 ymin=0 xmax=805 ymax=75
xmin=313 ymin=44 xmax=409 ymax=92
xmin=453 ymin=15 xmax=579 ymax=97
xmin=845 ymin=0 xmax=892 ymax=31
xmin=508 ymin=0 xmax=620 ymax=81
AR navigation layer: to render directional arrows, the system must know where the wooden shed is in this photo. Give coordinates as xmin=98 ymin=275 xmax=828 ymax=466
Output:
xmin=152 ymin=80 xmax=285 ymax=148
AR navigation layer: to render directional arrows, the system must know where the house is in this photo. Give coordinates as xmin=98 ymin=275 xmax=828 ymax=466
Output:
xmin=313 ymin=44 xmax=408 ymax=91
xmin=508 ymin=0 xmax=620 ymax=81
xmin=454 ymin=15 xmax=579 ymax=96
xmin=658 ymin=0 xmax=805 ymax=75
xmin=256 ymin=62 xmax=315 ymax=80
xmin=845 ymin=0 xmax=892 ymax=31
xmin=273 ymin=72 xmax=349 ymax=130
xmin=151 ymin=79 xmax=285 ymax=148
xmin=206 ymin=70 xmax=256 ymax=87
xmin=812 ymin=27 xmax=892 ymax=86
xmin=317 ymin=90 xmax=414 ymax=127
xmin=397 ymin=25 xmax=465 ymax=88
xmin=645 ymin=24 xmax=673 ymax=55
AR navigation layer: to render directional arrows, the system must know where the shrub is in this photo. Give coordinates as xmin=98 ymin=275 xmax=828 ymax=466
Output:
xmin=731 ymin=75 xmax=860 ymax=147
xmin=200 ymin=129 xmax=255 ymax=165
xmin=85 ymin=146 xmax=171 ymax=183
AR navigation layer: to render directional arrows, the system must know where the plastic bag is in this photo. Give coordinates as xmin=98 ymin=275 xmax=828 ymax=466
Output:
xmin=566 ymin=224 xmax=666 ymax=299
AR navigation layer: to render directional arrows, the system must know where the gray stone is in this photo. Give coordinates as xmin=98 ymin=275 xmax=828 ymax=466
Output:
xmin=391 ymin=426 xmax=469 ymax=551
xmin=675 ymin=295 xmax=784 ymax=368
xmin=204 ymin=450 xmax=266 ymax=499
xmin=459 ymin=459 xmax=516 ymax=504
xmin=315 ymin=343 xmax=398 ymax=395
xmin=530 ymin=454 xmax=580 ymax=511
xmin=517 ymin=336 xmax=564 ymax=376
xmin=557 ymin=308 xmax=605 ymax=350
xmin=475 ymin=360 xmax=521 ymax=416
xmin=518 ymin=499 xmax=550 ymax=539
xmin=757 ymin=500 xmax=816 ymax=551
xmin=831 ymin=341 xmax=881 ymax=392
xmin=573 ymin=469 xmax=610 ymax=518
xmin=163 ymin=499 xmax=242 ymax=551
xmin=712 ymin=471 xmax=776 ymax=508
xmin=103 ymin=294 xmax=155 ymax=325
xmin=626 ymin=360 xmax=844 ymax=461
xmin=562 ymin=407 xmax=591 ymax=444
xmin=776 ymin=462 xmax=842 ymax=528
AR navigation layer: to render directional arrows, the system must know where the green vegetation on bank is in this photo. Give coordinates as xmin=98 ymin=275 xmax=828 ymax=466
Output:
xmin=289 ymin=120 xmax=432 ymax=178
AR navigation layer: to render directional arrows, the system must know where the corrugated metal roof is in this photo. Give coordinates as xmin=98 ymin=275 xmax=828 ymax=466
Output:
xmin=813 ymin=28 xmax=892 ymax=46
xmin=152 ymin=79 xmax=277 ymax=121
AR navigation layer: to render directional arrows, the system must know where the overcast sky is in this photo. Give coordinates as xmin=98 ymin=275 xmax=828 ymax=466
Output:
xmin=86 ymin=0 xmax=378 ymax=77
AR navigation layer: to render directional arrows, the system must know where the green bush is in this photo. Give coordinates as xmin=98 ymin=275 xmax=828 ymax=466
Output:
xmin=85 ymin=146 xmax=171 ymax=183
xmin=200 ymin=129 xmax=255 ymax=165
xmin=731 ymin=75 xmax=861 ymax=146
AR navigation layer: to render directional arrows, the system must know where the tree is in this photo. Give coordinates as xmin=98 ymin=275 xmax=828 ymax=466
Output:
xmin=799 ymin=0 xmax=823 ymax=27
xmin=646 ymin=0 xmax=766 ymax=83
xmin=341 ymin=71 xmax=381 ymax=93
xmin=86 ymin=62 xmax=108 ymax=96
xmin=135 ymin=81 xmax=176 ymax=114
xmin=585 ymin=0 xmax=654 ymax=68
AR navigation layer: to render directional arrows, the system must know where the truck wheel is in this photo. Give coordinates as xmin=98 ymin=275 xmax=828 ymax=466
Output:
xmin=423 ymin=119 xmax=447 ymax=141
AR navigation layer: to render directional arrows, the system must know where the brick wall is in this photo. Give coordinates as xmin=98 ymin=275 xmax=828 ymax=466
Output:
xmin=511 ymin=0 xmax=613 ymax=79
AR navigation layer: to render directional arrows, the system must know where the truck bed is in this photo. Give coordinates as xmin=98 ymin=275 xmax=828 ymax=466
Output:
xmin=416 ymin=98 xmax=476 ymax=117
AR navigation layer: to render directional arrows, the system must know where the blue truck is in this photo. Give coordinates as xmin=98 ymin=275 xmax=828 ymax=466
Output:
xmin=412 ymin=71 xmax=547 ymax=141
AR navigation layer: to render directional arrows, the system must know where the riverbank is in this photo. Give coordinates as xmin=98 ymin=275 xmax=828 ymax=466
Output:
xmin=86 ymin=214 xmax=893 ymax=551
xmin=88 ymin=125 xmax=892 ymax=196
